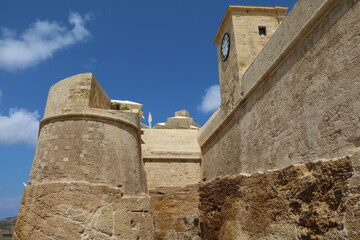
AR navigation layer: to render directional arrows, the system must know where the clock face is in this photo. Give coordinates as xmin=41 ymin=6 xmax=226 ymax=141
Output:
xmin=221 ymin=33 xmax=230 ymax=61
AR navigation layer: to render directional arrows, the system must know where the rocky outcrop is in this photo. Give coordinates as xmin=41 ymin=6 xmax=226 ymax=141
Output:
xmin=199 ymin=157 xmax=359 ymax=240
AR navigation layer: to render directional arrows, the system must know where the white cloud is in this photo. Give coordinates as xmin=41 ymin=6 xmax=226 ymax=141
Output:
xmin=1 ymin=28 xmax=16 ymax=38
xmin=0 ymin=108 xmax=40 ymax=146
xmin=0 ymin=12 xmax=91 ymax=71
xmin=83 ymin=57 xmax=97 ymax=69
xmin=200 ymin=84 xmax=221 ymax=113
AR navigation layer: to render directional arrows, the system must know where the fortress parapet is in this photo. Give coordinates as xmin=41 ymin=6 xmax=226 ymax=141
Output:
xmin=13 ymin=73 xmax=154 ymax=240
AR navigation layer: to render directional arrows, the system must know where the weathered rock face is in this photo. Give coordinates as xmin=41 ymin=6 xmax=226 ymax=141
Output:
xmin=13 ymin=183 xmax=153 ymax=240
xmin=149 ymin=185 xmax=201 ymax=240
xmin=199 ymin=157 xmax=360 ymax=240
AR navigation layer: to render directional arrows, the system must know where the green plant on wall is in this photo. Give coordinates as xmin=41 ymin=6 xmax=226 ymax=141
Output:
xmin=193 ymin=218 xmax=200 ymax=226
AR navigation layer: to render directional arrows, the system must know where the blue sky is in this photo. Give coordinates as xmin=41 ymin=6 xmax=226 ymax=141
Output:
xmin=0 ymin=0 xmax=297 ymax=218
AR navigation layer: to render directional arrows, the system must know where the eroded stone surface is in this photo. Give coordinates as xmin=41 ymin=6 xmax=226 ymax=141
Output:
xmin=200 ymin=158 xmax=359 ymax=240
xmin=13 ymin=182 xmax=153 ymax=240
xmin=150 ymin=185 xmax=201 ymax=240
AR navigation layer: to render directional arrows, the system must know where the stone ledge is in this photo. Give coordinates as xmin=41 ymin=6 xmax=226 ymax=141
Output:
xmin=40 ymin=111 xmax=140 ymax=135
xmin=201 ymin=155 xmax=352 ymax=184
xmin=143 ymin=157 xmax=201 ymax=163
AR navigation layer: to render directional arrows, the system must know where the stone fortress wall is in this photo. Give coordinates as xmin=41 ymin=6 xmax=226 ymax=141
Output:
xmin=199 ymin=0 xmax=360 ymax=180
xmin=215 ymin=6 xmax=287 ymax=115
xmin=141 ymin=109 xmax=201 ymax=190
xmin=13 ymin=74 xmax=154 ymax=240
xmin=13 ymin=0 xmax=360 ymax=239
xmin=141 ymin=110 xmax=202 ymax=239
xmin=32 ymin=74 xmax=147 ymax=194
xmin=142 ymin=128 xmax=200 ymax=189
xmin=199 ymin=0 xmax=360 ymax=239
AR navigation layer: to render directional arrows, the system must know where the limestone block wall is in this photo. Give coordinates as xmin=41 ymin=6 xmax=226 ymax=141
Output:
xmin=43 ymin=73 xmax=111 ymax=118
xmin=145 ymin=161 xmax=200 ymax=190
xmin=198 ymin=0 xmax=360 ymax=239
xmin=142 ymin=129 xmax=201 ymax=189
xmin=216 ymin=15 xmax=240 ymax=113
xmin=141 ymin=129 xmax=201 ymax=239
xmin=13 ymin=73 xmax=154 ymax=240
xmin=30 ymin=118 xmax=143 ymax=194
xmin=214 ymin=6 xmax=287 ymax=114
xmin=199 ymin=0 xmax=360 ymax=181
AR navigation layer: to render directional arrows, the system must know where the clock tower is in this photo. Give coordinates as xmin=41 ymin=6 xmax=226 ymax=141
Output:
xmin=214 ymin=5 xmax=287 ymax=113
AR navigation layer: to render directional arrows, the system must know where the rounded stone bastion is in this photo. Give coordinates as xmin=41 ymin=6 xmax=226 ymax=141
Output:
xmin=13 ymin=73 xmax=154 ymax=240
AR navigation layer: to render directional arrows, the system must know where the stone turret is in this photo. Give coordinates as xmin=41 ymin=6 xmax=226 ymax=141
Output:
xmin=13 ymin=73 xmax=154 ymax=240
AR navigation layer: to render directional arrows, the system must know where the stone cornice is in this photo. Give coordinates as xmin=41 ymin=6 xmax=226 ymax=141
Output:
xmin=39 ymin=112 xmax=140 ymax=135
xmin=143 ymin=156 xmax=201 ymax=163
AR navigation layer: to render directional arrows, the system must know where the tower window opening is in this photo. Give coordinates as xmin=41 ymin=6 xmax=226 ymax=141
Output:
xmin=258 ymin=26 xmax=267 ymax=36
